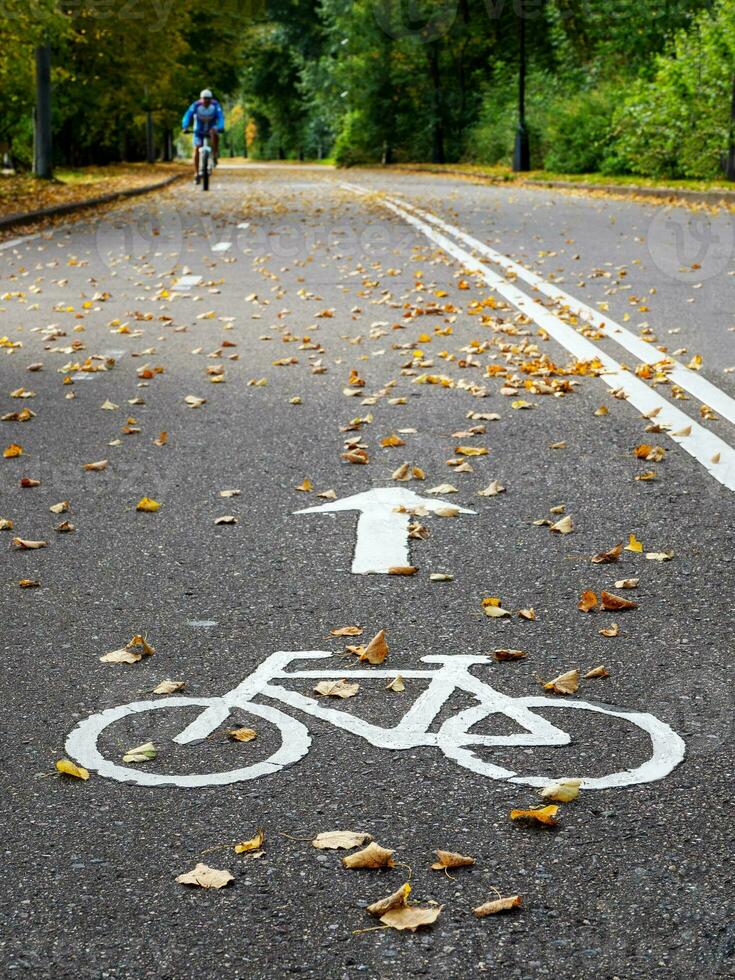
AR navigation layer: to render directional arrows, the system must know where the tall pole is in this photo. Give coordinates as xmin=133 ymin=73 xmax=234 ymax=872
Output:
xmin=513 ymin=7 xmax=530 ymax=172
xmin=34 ymin=44 xmax=53 ymax=178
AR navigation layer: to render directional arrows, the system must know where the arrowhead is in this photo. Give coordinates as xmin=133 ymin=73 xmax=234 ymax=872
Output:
xmin=294 ymin=486 xmax=476 ymax=515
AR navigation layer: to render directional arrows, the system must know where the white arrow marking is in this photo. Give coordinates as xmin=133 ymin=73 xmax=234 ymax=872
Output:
xmin=295 ymin=487 xmax=475 ymax=574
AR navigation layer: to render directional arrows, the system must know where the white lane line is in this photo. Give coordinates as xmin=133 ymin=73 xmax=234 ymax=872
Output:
xmin=0 ymin=233 xmax=39 ymax=251
xmin=212 ymin=242 xmax=232 ymax=252
xmin=368 ymin=193 xmax=735 ymax=491
xmin=391 ymin=196 xmax=735 ymax=426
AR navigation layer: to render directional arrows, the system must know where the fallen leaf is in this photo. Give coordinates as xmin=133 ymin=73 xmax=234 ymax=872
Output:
xmin=426 ymin=483 xmax=458 ymax=494
xmin=549 ymin=515 xmax=574 ymax=534
xmin=367 ymin=883 xmax=411 ymax=917
xmin=614 ymin=578 xmax=639 ymax=589
xmin=429 ymin=573 xmax=454 ymax=582
xmin=385 ymin=675 xmax=405 ymax=693
xmin=175 ymin=863 xmax=233 ymax=889
xmin=539 ymin=778 xmax=582 ymax=802
xmin=517 ymin=608 xmax=536 ymax=621
xmin=477 ymin=481 xmax=505 ymax=497
xmin=313 ymin=679 xmax=359 ymax=698
xmin=3 ymin=443 xmax=23 ymax=458
xmin=646 ymin=551 xmax=674 ymax=562
xmin=455 ymin=446 xmax=488 ymax=457
xmin=388 ymin=566 xmax=417 ymax=576
xmin=599 ymin=623 xmax=620 ymax=637
xmin=122 ymin=741 xmax=157 ymax=763
xmin=342 ymin=842 xmax=395 ymax=869
xmin=55 ymin=759 xmax=89 ymax=781
xmin=234 ymin=830 xmax=264 ymax=853
xmin=359 ymin=629 xmax=389 ymax=665
xmin=136 ymin=497 xmax=160 ymax=513
xmin=295 ymin=478 xmax=313 ymax=492
xmin=184 ymin=395 xmax=206 ymax=408
xmin=11 ymin=537 xmax=48 ymax=550
xmin=154 ymin=432 xmax=168 ymax=447
xmin=592 ymin=543 xmax=623 ymax=564
xmin=227 ymin=728 xmax=257 ymax=742
xmin=625 ymin=533 xmax=643 ymax=553
xmin=49 ymin=501 xmax=70 ymax=514
xmin=83 ymin=459 xmax=108 ymax=472
xmin=543 ymin=670 xmax=580 ymax=695
xmin=509 ymin=805 xmax=559 ymax=827
xmin=214 ymin=515 xmax=238 ymax=525
xmin=20 ymin=477 xmax=40 ymax=487
xmin=55 ymin=520 xmax=75 ymax=533
xmin=100 ymin=634 xmax=154 ymax=664
xmin=312 ymin=831 xmax=372 ymax=850
xmin=0 ymin=518 xmax=13 ymax=530
xmin=431 ymin=850 xmax=475 ymax=870
xmin=601 ymin=590 xmax=638 ymax=611
xmin=379 ymin=906 xmax=442 ymax=932
xmin=330 ymin=625 xmax=363 ymax=637
xmin=18 ymin=578 xmax=40 ymax=588
xmin=584 ymin=665 xmax=610 ymax=679
xmin=219 ymin=489 xmax=240 ymax=498
xmin=153 ymin=680 xmax=186 ymax=695
xmin=578 ymin=590 xmax=598 ymax=613
xmin=381 ymin=434 xmax=406 ymax=448
xmin=494 ymin=649 xmax=526 ymax=661
xmin=473 ymin=895 xmax=523 ymax=917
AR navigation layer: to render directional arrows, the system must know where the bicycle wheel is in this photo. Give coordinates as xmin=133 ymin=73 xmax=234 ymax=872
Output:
xmin=436 ymin=695 xmax=685 ymax=790
xmin=202 ymin=154 xmax=210 ymax=191
xmin=65 ymin=696 xmax=311 ymax=788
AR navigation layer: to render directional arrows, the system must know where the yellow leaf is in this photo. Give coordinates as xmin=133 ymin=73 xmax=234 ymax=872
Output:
xmin=136 ymin=497 xmax=161 ymax=512
xmin=295 ymin=478 xmax=313 ymax=492
xmin=367 ymin=883 xmax=412 ymax=917
xmin=234 ymin=829 xmax=264 ymax=853
xmin=385 ymin=675 xmax=405 ymax=693
xmin=509 ymin=805 xmax=559 ymax=826
xmin=313 ymin=679 xmax=359 ymax=698
xmin=549 ymin=515 xmax=574 ymax=534
xmin=455 ymin=446 xmax=488 ymax=457
xmin=359 ymin=629 xmax=389 ymax=665
xmin=227 ymin=728 xmax=257 ymax=742
xmin=625 ymin=533 xmax=643 ymax=553
xmin=379 ymin=906 xmax=442 ymax=932
xmin=3 ymin=443 xmax=23 ymax=458
xmin=539 ymin=778 xmax=582 ymax=802
xmin=56 ymin=759 xmax=90 ymax=780
xmin=578 ymin=590 xmax=598 ymax=613
xmin=381 ymin=434 xmax=406 ymax=448
xmin=585 ymin=665 xmax=610 ymax=679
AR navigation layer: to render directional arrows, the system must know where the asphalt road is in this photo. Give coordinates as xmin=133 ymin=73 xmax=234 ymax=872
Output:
xmin=1 ymin=164 xmax=733 ymax=979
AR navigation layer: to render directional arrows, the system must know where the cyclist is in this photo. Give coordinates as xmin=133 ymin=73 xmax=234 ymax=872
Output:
xmin=182 ymin=89 xmax=225 ymax=183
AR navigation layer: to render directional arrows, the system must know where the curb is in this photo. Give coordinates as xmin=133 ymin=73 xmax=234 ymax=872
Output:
xmin=379 ymin=165 xmax=735 ymax=207
xmin=0 ymin=172 xmax=186 ymax=231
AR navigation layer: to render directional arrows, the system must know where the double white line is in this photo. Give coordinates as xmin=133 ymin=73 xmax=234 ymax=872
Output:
xmin=341 ymin=181 xmax=735 ymax=492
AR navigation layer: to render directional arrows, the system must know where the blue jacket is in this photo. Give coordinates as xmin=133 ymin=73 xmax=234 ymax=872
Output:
xmin=182 ymin=98 xmax=225 ymax=133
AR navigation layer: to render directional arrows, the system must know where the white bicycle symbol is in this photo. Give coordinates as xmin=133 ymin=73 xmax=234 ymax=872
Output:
xmin=65 ymin=652 xmax=686 ymax=790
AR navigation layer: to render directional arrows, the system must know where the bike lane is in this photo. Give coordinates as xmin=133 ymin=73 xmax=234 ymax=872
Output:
xmin=0 ymin=167 xmax=732 ymax=978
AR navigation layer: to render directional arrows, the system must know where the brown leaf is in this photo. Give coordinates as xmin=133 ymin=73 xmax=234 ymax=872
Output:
xmin=367 ymin=883 xmax=411 ymax=917
xmin=473 ymin=895 xmax=522 ymax=917
xmin=599 ymin=623 xmax=619 ymax=637
xmin=431 ymin=850 xmax=475 ymax=870
xmin=342 ymin=842 xmax=395 ymax=869
xmin=584 ymin=665 xmax=610 ymax=679
xmin=493 ymin=649 xmax=526 ymax=662
xmin=175 ymin=863 xmax=233 ymax=889
xmin=152 ymin=680 xmax=186 ymax=695
xmin=591 ymin=543 xmax=623 ymax=564
xmin=614 ymin=578 xmax=639 ymax=589
xmin=517 ymin=608 xmax=536 ymax=621
xmin=549 ymin=515 xmax=574 ymax=534
xmin=601 ymin=590 xmax=638 ymax=611
xmin=83 ymin=459 xmax=108 ymax=472
xmin=388 ymin=566 xmax=417 ymax=576
xmin=578 ymin=590 xmax=598 ymax=613
xmin=385 ymin=674 xmax=406 ymax=693
xmin=330 ymin=625 xmax=363 ymax=637
xmin=359 ymin=629 xmax=388 ymax=665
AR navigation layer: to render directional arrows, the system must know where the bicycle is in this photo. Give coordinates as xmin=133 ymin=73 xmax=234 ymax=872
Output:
xmin=184 ymin=130 xmax=214 ymax=190
xmin=65 ymin=651 xmax=686 ymax=790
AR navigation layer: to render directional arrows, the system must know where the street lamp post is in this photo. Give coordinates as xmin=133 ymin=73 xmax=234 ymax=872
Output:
xmin=513 ymin=8 xmax=530 ymax=173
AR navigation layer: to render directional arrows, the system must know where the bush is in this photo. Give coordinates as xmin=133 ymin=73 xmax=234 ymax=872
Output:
xmin=541 ymin=85 xmax=621 ymax=174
